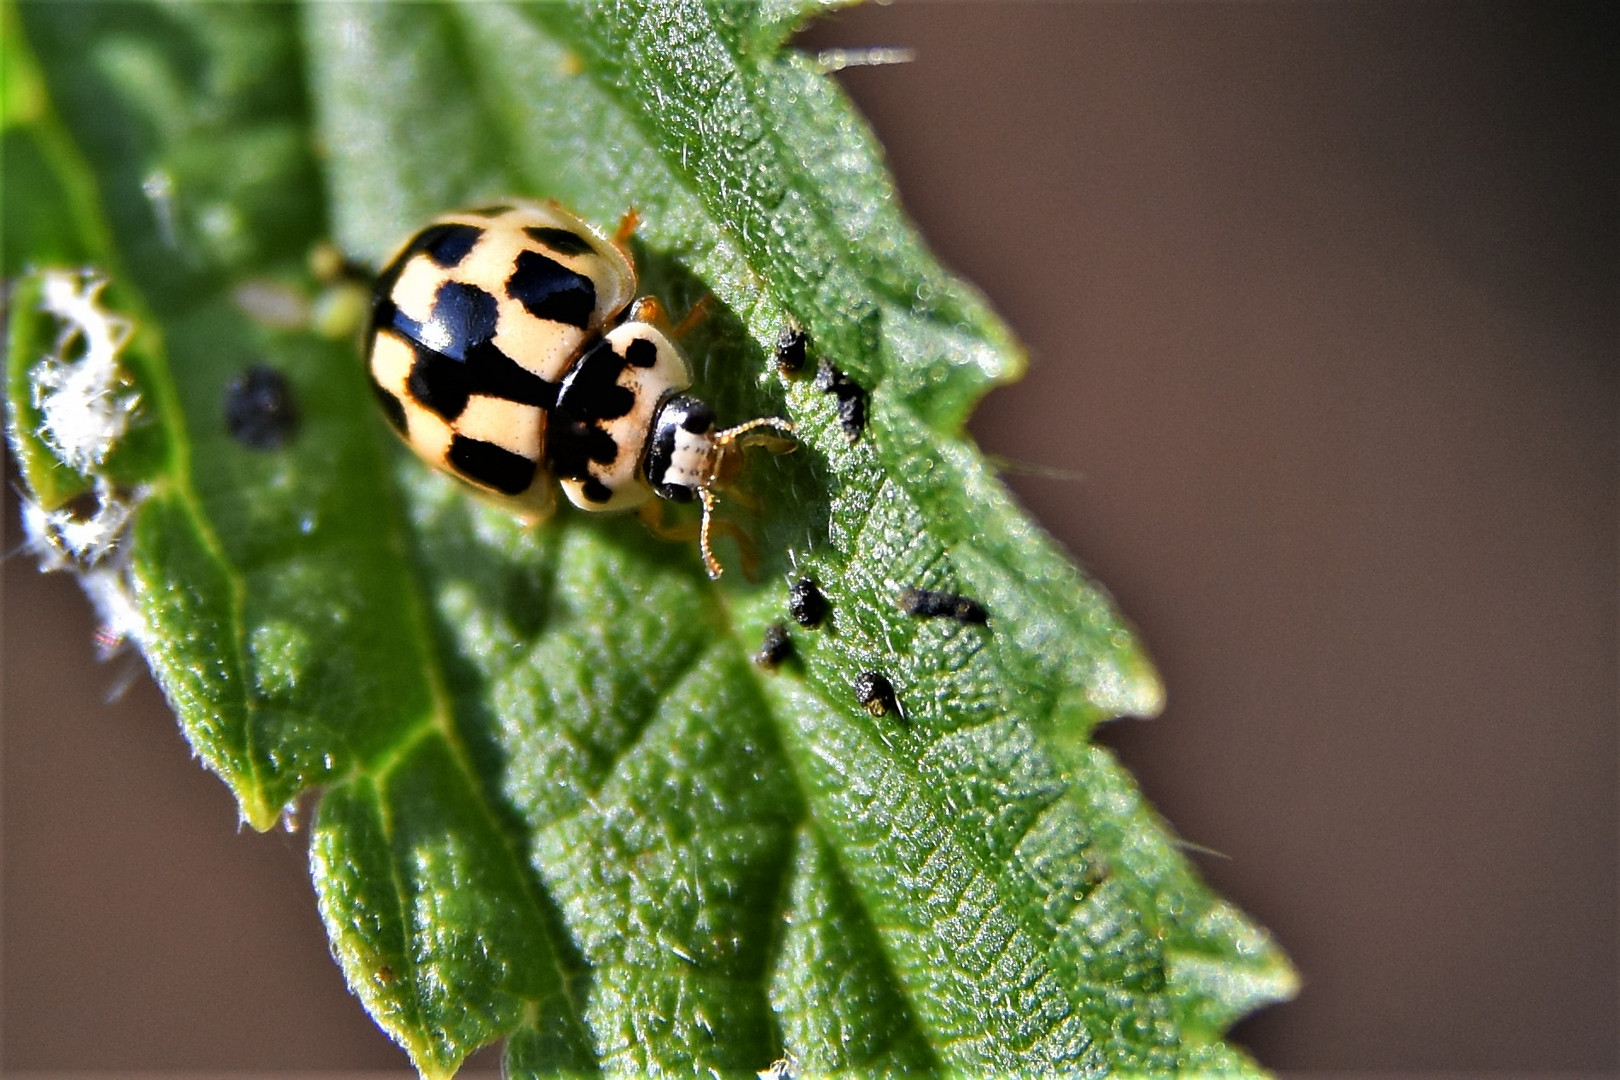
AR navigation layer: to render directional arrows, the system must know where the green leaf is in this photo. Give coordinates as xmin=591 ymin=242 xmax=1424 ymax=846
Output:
xmin=5 ymin=2 xmax=1295 ymax=1077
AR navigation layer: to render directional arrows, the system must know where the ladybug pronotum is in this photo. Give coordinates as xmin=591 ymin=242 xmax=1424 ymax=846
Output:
xmin=365 ymin=202 xmax=794 ymax=577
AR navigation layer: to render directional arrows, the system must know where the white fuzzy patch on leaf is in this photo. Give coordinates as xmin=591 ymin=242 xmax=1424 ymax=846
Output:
xmin=23 ymin=270 xmax=148 ymax=653
xmin=20 ymin=477 xmax=150 ymax=654
xmin=32 ymin=270 xmax=140 ymax=475
xmin=20 ymin=476 xmax=141 ymax=568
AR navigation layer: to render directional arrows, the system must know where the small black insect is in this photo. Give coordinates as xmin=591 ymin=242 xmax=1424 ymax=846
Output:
xmin=754 ymin=623 xmax=793 ymax=669
xmin=788 ymin=577 xmax=829 ymax=628
xmin=853 ymin=670 xmax=898 ymax=717
xmin=813 ymin=358 xmax=867 ymax=441
xmin=773 ymin=325 xmax=808 ymax=376
xmin=224 ymin=365 xmax=299 ymax=450
xmin=898 ymin=586 xmax=989 ymax=626
xmin=855 ymin=667 xmax=907 ymax=718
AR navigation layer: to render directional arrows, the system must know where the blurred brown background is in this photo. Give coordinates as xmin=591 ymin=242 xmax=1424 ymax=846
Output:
xmin=4 ymin=2 xmax=1614 ymax=1073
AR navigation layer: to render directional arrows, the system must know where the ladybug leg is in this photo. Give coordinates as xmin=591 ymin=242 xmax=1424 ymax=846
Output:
xmin=636 ymin=497 xmax=690 ymax=540
xmin=670 ymin=294 xmax=713 ymax=340
xmin=636 ymin=498 xmax=760 ymax=581
xmin=612 ymin=207 xmax=641 ymax=256
xmin=625 ymin=293 xmax=712 ymax=342
xmin=626 ymin=296 xmax=669 ymax=327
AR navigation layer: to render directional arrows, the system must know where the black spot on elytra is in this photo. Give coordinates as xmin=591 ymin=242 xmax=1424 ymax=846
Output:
xmin=507 ymin=249 xmax=595 ymax=329
xmin=524 ymin=226 xmax=594 ymax=257
xmin=898 ymin=586 xmax=989 ymax=626
xmin=369 ymin=381 xmax=409 ymax=436
xmin=581 ymin=477 xmax=613 ymax=504
xmin=448 ymin=434 xmax=536 ymax=495
xmin=546 ymin=337 xmax=636 ymax=492
xmin=411 ymin=223 xmax=482 ymax=268
xmin=368 ymin=253 xmax=411 ymax=343
xmin=788 ymin=577 xmax=828 ymax=628
xmin=368 ymin=225 xmax=482 ymax=325
xmin=407 ymin=352 xmax=470 ymax=420
xmin=388 ymin=281 xmax=558 ymax=422
xmin=224 ymin=366 xmax=299 ymax=450
xmin=814 ymin=358 xmax=867 ymax=441
xmin=427 ymin=281 xmax=498 ymax=361
xmin=406 ymin=345 xmax=559 ymax=422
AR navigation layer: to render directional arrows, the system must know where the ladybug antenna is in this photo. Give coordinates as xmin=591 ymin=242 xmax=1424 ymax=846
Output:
xmin=698 ymin=488 xmax=723 ymax=579
xmin=706 ymin=415 xmax=797 ymax=505
xmin=700 ymin=417 xmax=795 ymax=579
xmin=714 ymin=415 xmax=797 ymax=448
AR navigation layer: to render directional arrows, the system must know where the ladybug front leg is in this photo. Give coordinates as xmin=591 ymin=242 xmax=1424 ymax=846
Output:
xmin=670 ymin=294 xmax=713 ymax=339
xmin=625 ymin=294 xmax=713 ymax=341
xmin=611 ymin=207 xmax=641 ymax=260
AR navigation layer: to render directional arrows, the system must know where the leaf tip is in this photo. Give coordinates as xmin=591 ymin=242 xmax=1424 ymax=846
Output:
xmin=405 ymin=1031 xmax=480 ymax=1080
xmin=238 ymin=789 xmax=285 ymax=834
xmin=1122 ymin=651 xmax=1167 ymax=719
xmin=411 ymin=1056 xmax=462 ymax=1080
xmin=1093 ymin=632 xmax=1168 ymax=722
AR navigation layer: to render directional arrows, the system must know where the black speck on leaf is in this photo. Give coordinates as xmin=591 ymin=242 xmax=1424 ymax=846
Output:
xmin=898 ymin=585 xmax=989 ymax=626
xmin=224 ymin=366 xmax=299 ymax=450
xmin=853 ymin=670 xmax=898 ymax=717
xmin=773 ymin=324 xmax=807 ymax=375
xmin=813 ymin=357 xmax=867 ymax=441
xmin=788 ymin=576 xmax=829 ymax=628
xmin=753 ymin=622 xmax=792 ymax=669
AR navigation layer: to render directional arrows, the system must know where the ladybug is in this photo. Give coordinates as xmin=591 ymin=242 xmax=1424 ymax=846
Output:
xmin=365 ymin=202 xmax=794 ymax=577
